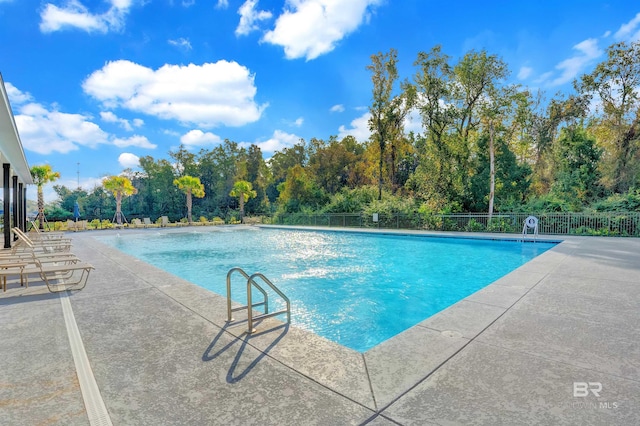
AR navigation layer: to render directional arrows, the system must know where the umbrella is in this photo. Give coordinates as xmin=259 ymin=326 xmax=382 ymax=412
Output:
xmin=73 ymin=202 xmax=80 ymax=222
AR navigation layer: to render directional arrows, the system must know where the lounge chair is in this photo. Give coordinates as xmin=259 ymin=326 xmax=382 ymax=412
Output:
xmin=0 ymin=248 xmax=83 ymax=292
xmin=11 ymin=227 xmax=71 ymax=246
xmin=131 ymin=218 xmax=144 ymax=228
xmin=143 ymin=218 xmax=157 ymax=228
xmin=28 ymin=224 xmax=66 ymax=240
xmin=0 ymin=260 xmax=28 ymax=292
xmin=21 ymin=258 xmax=94 ymax=293
xmin=29 ymin=220 xmax=66 ymax=238
xmin=11 ymin=228 xmax=72 ymax=253
xmin=19 ymin=227 xmax=71 ymax=244
xmin=160 ymin=216 xmax=169 ymax=227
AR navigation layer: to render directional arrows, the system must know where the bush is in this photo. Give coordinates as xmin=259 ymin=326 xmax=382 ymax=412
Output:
xmin=211 ymin=217 xmax=225 ymax=225
xmin=322 ymin=186 xmax=379 ymax=213
xmin=486 ymin=217 xmax=516 ymax=233
xmin=572 ymin=226 xmax=619 ymax=236
xmin=593 ymin=188 xmax=640 ymax=212
xmin=464 ymin=218 xmax=485 ymax=232
xmin=522 ymin=194 xmax=574 ymax=212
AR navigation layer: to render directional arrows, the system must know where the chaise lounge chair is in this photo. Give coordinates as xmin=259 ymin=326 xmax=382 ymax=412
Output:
xmin=28 ymin=225 xmax=68 ymax=241
xmin=11 ymin=228 xmax=72 ymax=253
xmin=0 ymin=252 xmax=84 ymax=292
xmin=143 ymin=218 xmax=158 ymax=228
xmin=29 ymin=221 xmax=66 ymax=238
xmin=25 ymin=259 xmax=94 ymax=292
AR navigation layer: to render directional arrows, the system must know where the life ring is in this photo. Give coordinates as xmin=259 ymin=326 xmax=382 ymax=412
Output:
xmin=524 ymin=216 xmax=538 ymax=229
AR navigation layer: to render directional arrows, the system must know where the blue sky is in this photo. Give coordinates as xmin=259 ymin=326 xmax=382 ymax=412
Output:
xmin=1 ymin=0 xmax=639 ymax=202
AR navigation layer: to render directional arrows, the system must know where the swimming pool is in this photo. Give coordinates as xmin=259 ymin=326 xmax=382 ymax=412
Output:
xmin=97 ymin=227 xmax=556 ymax=352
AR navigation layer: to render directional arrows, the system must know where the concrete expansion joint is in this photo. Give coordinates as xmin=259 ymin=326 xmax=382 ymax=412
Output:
xmin=59 ymin=291 xmax=113 ymax=426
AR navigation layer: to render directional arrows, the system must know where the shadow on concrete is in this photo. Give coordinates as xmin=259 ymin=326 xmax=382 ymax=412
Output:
xmin=0 ymin=289 xmax=60 ymax=306
xmin=203 ymin=322 xmax=289 ymax=384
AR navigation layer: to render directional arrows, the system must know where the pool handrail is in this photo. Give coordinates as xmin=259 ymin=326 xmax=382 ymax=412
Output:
xmin=246 ymin=272 xmax=291 ymax=333
xmin=226 ymin=267 xmax=268 ymax=323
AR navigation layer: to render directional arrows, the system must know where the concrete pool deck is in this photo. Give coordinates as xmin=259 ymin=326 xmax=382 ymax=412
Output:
xmin=1 ymin=226 xmax=639 ymax=425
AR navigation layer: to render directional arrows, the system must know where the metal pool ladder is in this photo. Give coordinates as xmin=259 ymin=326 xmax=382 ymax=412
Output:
xmin=226 ymin=267 xmax=291 ymax=333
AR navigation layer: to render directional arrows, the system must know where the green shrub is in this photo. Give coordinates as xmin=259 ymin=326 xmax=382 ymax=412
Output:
xmin=464 ymin=218 xmax=485 ymax=232
xmin=486 ymin=217 xmax=516 ymax=233
xmin=322 ymin=186 xmax=379 ymax=213
xmin=593 ymin=188 xmax=640 ymax=212
xmin=572 ymin=226 xmax=619 ymax=236
xmin=522 ymin=194 xmax=574 ymax=212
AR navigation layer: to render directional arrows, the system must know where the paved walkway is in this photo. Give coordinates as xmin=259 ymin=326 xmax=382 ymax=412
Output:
xmin=1 ymin=227 xmax=639 ymax=425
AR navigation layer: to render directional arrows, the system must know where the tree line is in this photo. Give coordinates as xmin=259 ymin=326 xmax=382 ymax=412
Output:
xmin=42 ymin=41 xmax=640 ymax=223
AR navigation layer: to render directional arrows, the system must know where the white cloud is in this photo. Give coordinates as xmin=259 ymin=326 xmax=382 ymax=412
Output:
xmin=163 ymin=129 xmax=181 ymax=137
xmin=550 ymin=38 xmax=602 ymax=86
xmin=337 ymin=108 xmax=421 ymax=141
xmin=168 ymin=37 xmax=192 ymax=50
xmin=113 ymin=135 xmax=156 ymax=149
xmin=5 ymin=82 xmax=33 ymax=104
xmin=338 ymin=112 xmax=371 ymax=141
xmin=14 ymin=103 xmax=109 ymax=154
xmin=216 ymin=0 xmax=229 ymax=9
xmin=534 ymin=71 xmax=553 ymax=84
xmin=262 ymin=0 xmax=381 ymax=60
xmin=118 ymin=152 xmax=140 ymax=168
xmin=39 ymin=0 xmax=132 ymax=33
xmin=181 ymin=0 xmax=195 ymax=7
xmin=180 ymin=129 xmax=222 ymax=147
xmin=235 ymin=0 xmax=272 ymax=36
xmin=404 ymin=108 xmax=422 ymax=135
xmin=30 ymin=176 xmax=104 ymax=203
xmin=517 ymin=66 xmax=533 ymax=80
xmin=83 ymin=60 xmax=267 ymax=127
xmin=330 ymin=104 xmax=345 ymax=113
xmin=100 ymin=111 xmax=119 ymax=122
xmin=100 ymin=110 xmax=134 ymax=131
xmin=293 ymin=117 xmax=303 ymax=127
xmin=614 ymin=12 xmax=640 ymax=42
xmin=10 ymin=83 xmax=152 ymax=154
xmin=251 ymin=130 xmax=300 ymax=153
xmin=132 ymin=118 xmax=144 ymax=127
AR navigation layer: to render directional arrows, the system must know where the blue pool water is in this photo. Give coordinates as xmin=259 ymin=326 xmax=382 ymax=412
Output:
xmin=97 ymin=228 xmax=556 ymax=352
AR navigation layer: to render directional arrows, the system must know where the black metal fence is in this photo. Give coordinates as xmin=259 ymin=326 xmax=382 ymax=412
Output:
xmin=270 ymin=212 xmax=640 ymax=237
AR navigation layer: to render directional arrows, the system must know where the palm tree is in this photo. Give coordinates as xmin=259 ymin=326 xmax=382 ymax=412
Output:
xmin=103 ymin=175 xmax=137 ymax=225
xmin=229 ymin=180 xmax=257 ymax=222
xmin=173 ymin=175 xmax=205 ymax=224
xmin=30 ymin=165 xmax=60 ymax=230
